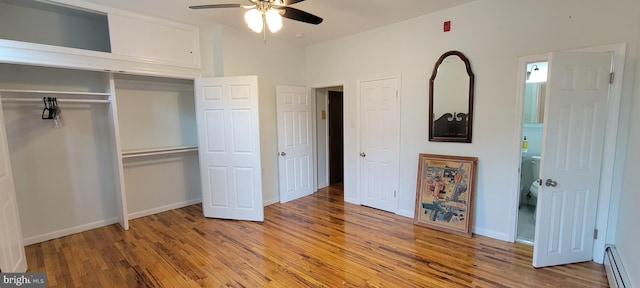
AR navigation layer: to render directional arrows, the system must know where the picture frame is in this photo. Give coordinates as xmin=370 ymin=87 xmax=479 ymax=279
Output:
xmin=414 ymin=153 xmax=478 ymax=237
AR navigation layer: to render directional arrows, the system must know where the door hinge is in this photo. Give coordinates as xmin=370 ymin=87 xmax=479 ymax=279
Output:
xmin=594 ymin=228 xmax=598 ymax=240
xmin=609 ymin=72 xmax=614 ymax=84
xmin=394 ymin=190 xmax=397 ymax=197
xmin=396 ymin=90 xmax=398 ymax=99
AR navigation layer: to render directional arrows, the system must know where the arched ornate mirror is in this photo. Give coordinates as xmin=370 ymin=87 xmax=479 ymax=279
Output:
xmin=429 ymin=50 xmax=474 ymax=143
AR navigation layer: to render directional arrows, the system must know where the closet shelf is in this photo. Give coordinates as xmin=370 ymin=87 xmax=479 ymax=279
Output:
xmin=1 ymin=98 xmax=110 ymax=104
xmin=0 ymin=89 xmax=111 ymax=103
xmin=121 ymin=146 xmax=199 ymax=159
xmin=0 ymin=89 xmax=111 ymax=96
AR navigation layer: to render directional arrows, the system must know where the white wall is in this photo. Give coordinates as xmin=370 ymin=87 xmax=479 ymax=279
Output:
xmin=219 ymin=26 xmax=307 ymax=204
xmin=114 ymin=75 xmax=197 ymax=151
xmin=614 ymin=17 xmax=640 ymax=287
xmin=305 ymin=0 xmax=640 ymax=240
xmin=122 ymin=154 xmax=201 ymax=219
xmin=4 ymin=103 xmax=118 ymax=242
xmin=198 ymin=25 xmax=224 ymax=78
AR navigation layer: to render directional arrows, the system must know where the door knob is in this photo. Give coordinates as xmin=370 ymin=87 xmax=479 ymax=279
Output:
xmin=360 ymin=152 xmax=366 ymax=157
xmin=545 ymin=179 xmax=557 ymax=187
xmin=280 ymin=152 xmax=286 ymax=156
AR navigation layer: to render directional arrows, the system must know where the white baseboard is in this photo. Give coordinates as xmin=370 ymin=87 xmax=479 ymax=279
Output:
xmin=128 ymin=198 xmax=202 ymax=220
xmin=23 ymin=217 xmax=120 ymax=246
xmin=472 ymin=227 xmax=510 ymax=241
xmin=397 ymin=208 xmax=414 ymax=218
xmin=345 ymin=197 xmax=359 ymax=205
xmin=23 ymin=199 xmax=204 ymax=245
xmin=263 ymin=197 xmax=279 ymax=206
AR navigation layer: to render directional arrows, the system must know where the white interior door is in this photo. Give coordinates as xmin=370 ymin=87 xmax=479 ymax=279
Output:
xmin=276 ymin=85 xmax=315 ymax=203
xmin=195 ymin=76 xmax=264 ymax=221
xmin=0 ymin=97 xmax=27 ymax=272
xmin=359 ymin=78 xmax=399 ymax=213
xmin=533 ymin=51 xmax=612 ymax=267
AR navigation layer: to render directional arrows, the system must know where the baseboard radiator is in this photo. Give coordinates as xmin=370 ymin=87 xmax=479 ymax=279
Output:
xmin=604 ymin=245 xmax=631 ymax=288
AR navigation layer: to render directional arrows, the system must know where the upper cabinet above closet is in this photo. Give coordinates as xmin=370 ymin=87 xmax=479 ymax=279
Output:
xmin=0 ymin=0 xmax=201 ymax=79
xmin=108 ymin=13 xmax=200 ymax=69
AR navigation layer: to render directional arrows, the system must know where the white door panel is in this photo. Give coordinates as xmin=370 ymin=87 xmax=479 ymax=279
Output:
xmin=533 ymin=52 xmax=612 ymax=267
xmin=359 ymin=78 xmax=399 ymax=213
xmin=195 ymin=76 xmax=263 ymax=221
xmin=0 ymin=97 xmax=27 ymax=272
xmin=277 ymin=86 xmax=314 ymax=203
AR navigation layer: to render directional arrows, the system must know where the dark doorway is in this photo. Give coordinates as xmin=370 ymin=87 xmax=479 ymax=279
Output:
xmin=328 ymin=91 xmax=344 ymax=185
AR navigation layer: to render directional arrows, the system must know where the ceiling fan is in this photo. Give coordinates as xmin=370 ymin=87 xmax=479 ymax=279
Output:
xmin=189 ymin=0 xmax=323 ymax=34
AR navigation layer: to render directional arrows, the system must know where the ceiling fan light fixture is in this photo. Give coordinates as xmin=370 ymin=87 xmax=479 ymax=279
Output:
xmin=266 ymin=9 xmax=283 ymax=32
xmin=244 ymin=9 xmax=263 ymax=33
xmin=191 ymin=0 xmax=324 ymax=39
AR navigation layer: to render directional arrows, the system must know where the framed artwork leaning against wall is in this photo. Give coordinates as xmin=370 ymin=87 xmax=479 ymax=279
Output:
xmin=414 ymin=154 xmax=478 ymax=237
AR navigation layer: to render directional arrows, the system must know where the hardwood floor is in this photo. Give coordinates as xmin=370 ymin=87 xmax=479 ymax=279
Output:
xmin=25 ymin=185 xmax=608 ymax=287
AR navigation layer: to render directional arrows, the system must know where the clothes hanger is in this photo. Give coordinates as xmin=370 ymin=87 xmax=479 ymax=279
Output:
xmin=42 ymin=97 xmax=52 ymax=120
xmin=52 ymin=97 xmax=64 ymax=129
xmin=48 ymin=97 xmax=56 ymax=119
xmin=42 ymin=97 xmax=59 ymax=120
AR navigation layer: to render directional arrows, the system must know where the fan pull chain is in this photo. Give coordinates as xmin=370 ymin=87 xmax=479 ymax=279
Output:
xmin=263 ymin=15 xmax=267 ymax=44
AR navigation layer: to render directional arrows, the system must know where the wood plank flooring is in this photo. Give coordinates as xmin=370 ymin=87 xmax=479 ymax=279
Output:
xmin=25 ymin=185 xmax=608 ymax=287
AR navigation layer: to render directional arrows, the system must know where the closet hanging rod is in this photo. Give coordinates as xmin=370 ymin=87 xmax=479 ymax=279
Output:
xmin=121 ymin=146 xmax=199 ymax=159
xmin=0 ymin=98 xmax=110 ymax=104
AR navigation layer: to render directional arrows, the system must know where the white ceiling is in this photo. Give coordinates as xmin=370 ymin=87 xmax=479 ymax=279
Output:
xmin=80 ymin=0 xmax=475 ymax=46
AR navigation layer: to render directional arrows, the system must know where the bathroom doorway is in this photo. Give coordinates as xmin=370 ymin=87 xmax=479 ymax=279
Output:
xmin=516 ymin=61 xmax=548 ymax=244
xmin=511 ymin=44 xmax=625 ymax=264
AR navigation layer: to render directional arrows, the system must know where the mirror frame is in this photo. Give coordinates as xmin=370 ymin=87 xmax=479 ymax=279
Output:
xmin=429 ymin=50 xmax=475 ymax=143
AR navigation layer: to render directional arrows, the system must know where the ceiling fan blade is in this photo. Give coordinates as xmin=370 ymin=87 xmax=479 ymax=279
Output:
xmin=280 ymin=7 xmax=323 ymax=25
xmin=189 ymin=4 xmax=242 ymax=9
xmin=281 ymin=0 xmax=306 ymax=5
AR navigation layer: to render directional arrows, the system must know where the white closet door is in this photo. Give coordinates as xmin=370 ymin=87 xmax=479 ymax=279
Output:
xmin=359 ymin=78 xmax=400 ymax=213
xmin=195 ymin=76 xmax=264 ymax=221
xmin=276 ymin=85 xmax=315 ymax=203
xmin=0 ymin=98 xmax=27 ymax=272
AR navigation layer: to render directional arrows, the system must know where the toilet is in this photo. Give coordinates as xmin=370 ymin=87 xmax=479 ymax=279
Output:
xmin=529 ymin=156 xmax=541 ymax=199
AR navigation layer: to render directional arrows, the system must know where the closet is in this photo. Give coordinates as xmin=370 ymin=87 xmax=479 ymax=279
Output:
xmin=0 ymin=64 xmax=120 ymax=244
xmin=0 ymin=0 xmax=202 ymax=247
xmin=0 ymin=67 xmax=202 ymax=245
xmin=114 ymin=74 xmax=200 ymax=221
